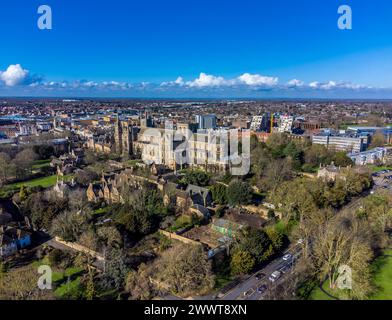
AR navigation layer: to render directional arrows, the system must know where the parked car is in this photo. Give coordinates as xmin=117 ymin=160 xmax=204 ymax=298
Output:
xmin=282 ymin=253 xmax=292 ymax=261
xmin=257 ymin=284 xmax=268 ymax=294
xmin=243 ymin=288 xmax=255 ymax=297
xmin=269 ymin=271 xmax=281 ymax=282
xmin=279 ymin=264 xmax=291 ymax=274
xmin=255 ymin=272 xmax=266 ymax=280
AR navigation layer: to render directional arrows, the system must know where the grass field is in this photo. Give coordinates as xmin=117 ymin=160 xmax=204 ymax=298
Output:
xmin=32 ymin=159 xmax=51 ymax=170
xmin=309 ymin=281 xmax=335 ymax=300
xmin=367 ymin=165 xmax=392 ymax=173
xmin=310 ymin=249 xmax=392 ymax=300
xmin=32 ymin=259 xmax=85 ymax=299
xmin=1 ymin=174 xmax=72 ymax=191
xmin=370 ymin=249 xmax=392 ymax=300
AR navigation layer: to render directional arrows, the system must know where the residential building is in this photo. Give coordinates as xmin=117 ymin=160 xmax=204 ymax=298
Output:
xmin=195 ymin=114 xmax=217 ymax=130
xmin=317 ymin=162 xmax=344 ymax=181
xmin=347 ymin=147 xmax=388 ymax=165
xmin=312 ymin=130 xmax=367 ymax=153
xmin=277 ymin=114 xmax=294 ymax=133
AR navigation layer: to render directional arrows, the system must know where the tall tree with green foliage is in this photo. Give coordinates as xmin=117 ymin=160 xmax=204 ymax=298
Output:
xmin=181 ymin=170 xmax=211 ymax=187
xmin=226 ymin=181 xmax=253 ymax=206
xmin=230 ymin=250 xmax=255 ymax=275
xmin=210 ymin=184 xmax=228 ymax=205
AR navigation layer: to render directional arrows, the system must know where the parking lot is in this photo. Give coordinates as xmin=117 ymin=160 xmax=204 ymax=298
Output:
xmin=372 ymin=169 xmax=392 ymax=191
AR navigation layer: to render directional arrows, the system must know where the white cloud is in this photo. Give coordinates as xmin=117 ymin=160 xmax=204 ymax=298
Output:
xmin=307 ymin=80 xmax=368 ymax=90
xmin=287 ymin=79 xmax=304 ymax=87
xmin=160 ymin=76 xmax=185 ymax=87
xmin=237 ymin=73 xmax=278 ymax=86
xmin=162 ymin=73 xmax=279 ymax=88
xmin=186 ymin=73 xmax=229 ymax=87
xmin=0 ymin=64 xmax=29 ymax=86
xmin=1 ymin=64 xmax=379 ymax=95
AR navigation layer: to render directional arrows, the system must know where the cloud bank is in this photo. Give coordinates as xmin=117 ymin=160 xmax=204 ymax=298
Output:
xmin=0 ymin=64 xmax=388 ymax=98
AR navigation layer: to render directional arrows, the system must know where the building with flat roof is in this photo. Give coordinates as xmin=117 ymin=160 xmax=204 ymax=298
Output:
xmin=195 ymin=114 xmax=217 ymax=130
xmin=312 ymin=130 xmax=367 ymax=153
xmin=347 ymin=147 xmax=387 ymax=165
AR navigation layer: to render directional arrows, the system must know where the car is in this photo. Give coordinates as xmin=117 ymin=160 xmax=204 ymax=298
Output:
xmin=269 ymin=271 xmax=281 ymax=282
xmin=257 ymin=284 xmax=268 ymax=294
xmin=255 ymin=272 xmax=266 ymax=280
xmin=279 ymin=264 xmax=292 ymax=274
xmin=282 ymin=253 xmax=292 ymax=261
xmin=243 ymin=288 xmax=255 ymax=297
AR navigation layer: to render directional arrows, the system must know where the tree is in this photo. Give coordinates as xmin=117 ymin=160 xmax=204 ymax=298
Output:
xmin=226 ymin=180 xmax=253 ymax=206
xmin=24 ymin=191 xmax=68 ymax=230
xmin=14 ymin=148 xmax=38 ymax=179
xmin=230 ymin=250 xmax=255 ymax=275
xmin=154 ymin=244 xmax=215 ymax=297
xmin=332 ymin=151 xmax=353 ymax=167
xmin=74 ymin=169 xmax=99 ymax=186
xmin=114 ymin=188 xmax=165 ymax=237
xmin=33 ymin=145 xmax=55 ymax=160
xmin=50 ymin=210 xmax=90 ymax=242
xmin=260 ymin=158 xmax=293 ymax=195
xmin=210 ymin=184 xmax=227 ymax=205
xmin=233 ymin=227 xmax=273 ymax=264
xmin=370 ymin=132 xmax=386 ymax=149
xmin=102 ymin=248 xmax=129 ymax=290
xmin=19 ymin=185 xmax=28 ymax=202
xmin=266 ymin=133 xmax=288 ymax=158
xmin=264 ymin=226 xmax=284 ymax=251
xmin=97 ymin=226 xmax=122 ymax=249
xmin=181 ymin=170 xmax=211 ymax=187
xmin=78 ymin=229 xmax=98 ymax=251
xmin=0 ymin=152 xmax=12 ymax=184
xmin=283 ymin=142 xmax=304 ymax=171
xmin=85 ymin=267 xmax=96 ymax=300
xmin=270 ymin=179 xmax=318 ymax=221
xmin=304 ymin=144 xmax=332 ymax=168
xmin=125 ymin=264 xmax=156 ymax=300
xmin=311 ymin=214 xmax=374 ymax=299
xmin=361 ymin=192 xmax=392 ymax=234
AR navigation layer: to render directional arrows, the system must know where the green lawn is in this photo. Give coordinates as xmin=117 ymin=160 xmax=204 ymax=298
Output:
xmin=93 ymin=207 xmax=109 ymax=215
xmin=32 ymin=159 xmax=52 ymax=170
xmin=310 ymin=250 xmax=392 ymax=300
xmin=309 ymin=281 xmax=337 ymax=300
xmin=1 ymin=174 xmax=72 ymax=192
xmin=54 ymin=277 xmax=84 ymax=299
xmin=367 ymin=165 xmax=392 ymax=173
xmin=370 ymin=249 xmax=392 ymax=300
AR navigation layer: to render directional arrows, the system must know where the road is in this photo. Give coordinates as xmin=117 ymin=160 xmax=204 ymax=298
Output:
xmin=217 ymin=173 xmax=391 ymax=301
xmin=219 ymin=246 xmax=300 ymax=301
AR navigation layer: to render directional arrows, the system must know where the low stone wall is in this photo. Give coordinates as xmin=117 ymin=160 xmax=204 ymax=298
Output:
xmin=158 ymin=229 xmax=202 ymax=246
xmin=240 ymin=204 xmax=282 ymax=220
xmin=54 ymin=237 xmax=104 ymax=261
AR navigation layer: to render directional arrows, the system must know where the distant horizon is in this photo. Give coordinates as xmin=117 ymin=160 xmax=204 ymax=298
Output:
xmin=2 ymin=95 xmax=392 ymax=102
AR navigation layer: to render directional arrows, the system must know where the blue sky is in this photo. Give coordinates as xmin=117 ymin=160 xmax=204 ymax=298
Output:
xmin=0 ymin=0 xmax=392 ymax=98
